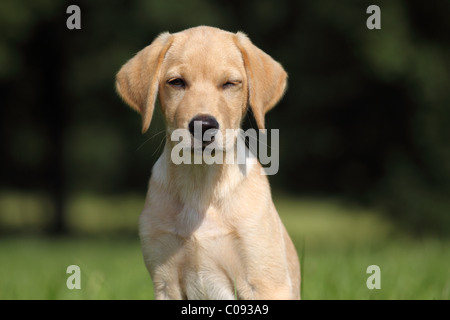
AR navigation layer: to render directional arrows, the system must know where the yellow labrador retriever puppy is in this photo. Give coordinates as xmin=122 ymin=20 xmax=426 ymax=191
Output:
xmin=116 ymin=26 xmax=300 ymax=300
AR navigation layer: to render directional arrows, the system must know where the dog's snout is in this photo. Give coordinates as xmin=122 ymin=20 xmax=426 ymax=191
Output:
xmin=188 ymin=114 xmax=219 ymax=147
xmin=189 ymin=114 xmax=219 ymax=135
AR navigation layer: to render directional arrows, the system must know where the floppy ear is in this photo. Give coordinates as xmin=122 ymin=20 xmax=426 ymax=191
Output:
xmin=234 ymin=32 xmax=288 ymax=130
xmin=116 ymin=32 xmax=173 ymax=133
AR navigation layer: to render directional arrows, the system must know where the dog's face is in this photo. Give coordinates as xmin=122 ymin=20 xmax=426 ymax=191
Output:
xmin=116 ymin=26 xmax=287 ymax=153
xmin=159 ymin=28 xmax=247 ymax=152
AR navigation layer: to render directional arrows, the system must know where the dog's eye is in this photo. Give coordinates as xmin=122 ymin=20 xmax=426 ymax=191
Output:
xmin=222 ymin=81 xmax=241 ymax=89
xmin=167 ymin=78 xmax=186 ymax=88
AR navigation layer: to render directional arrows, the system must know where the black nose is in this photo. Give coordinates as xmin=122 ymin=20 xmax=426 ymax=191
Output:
xmin=188 ymin=114 xmax=219 ymax=144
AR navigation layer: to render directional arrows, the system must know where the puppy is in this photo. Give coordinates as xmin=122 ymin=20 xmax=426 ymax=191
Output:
xmin=116 ymin=26 xmax=300 ymax=299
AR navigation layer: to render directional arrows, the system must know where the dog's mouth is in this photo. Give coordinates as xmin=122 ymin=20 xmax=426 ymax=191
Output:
xmin=190 ymin=128 xmax=237 ymax=154
xmin=168 ymin=123 xmax=236 ymax=157
xmin=191 ymin=137 xmax=218 ymax=154
xmin=195 ymin=146 xmax=216 ymax=157
xmin=195 ymin=133 xmax=216 ymax=150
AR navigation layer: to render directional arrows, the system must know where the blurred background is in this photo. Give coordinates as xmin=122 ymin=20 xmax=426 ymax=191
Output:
xmin=0 ymin=0 xmax=449 ymax=299
xmin=1 ymin=0 xmax=448 ymax=236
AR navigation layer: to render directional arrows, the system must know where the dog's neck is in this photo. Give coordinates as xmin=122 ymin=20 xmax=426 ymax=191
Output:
xmin=154 ymin=142 xmax=256 ymax=210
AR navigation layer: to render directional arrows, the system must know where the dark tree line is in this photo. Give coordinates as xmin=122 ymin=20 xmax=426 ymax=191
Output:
xmin=0 ymin=0 xmax=449 ymax=235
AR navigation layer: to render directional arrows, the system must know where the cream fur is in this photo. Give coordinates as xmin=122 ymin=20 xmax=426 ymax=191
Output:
xmin=116 ymin=26 xmax=300 ymax=300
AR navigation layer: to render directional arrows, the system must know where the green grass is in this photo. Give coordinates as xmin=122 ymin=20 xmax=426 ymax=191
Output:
xmin=0 ymin=192 xmax=449 ymax=299
xmin=0 ymin=237 xmax=153 ymax=299
xmin=278 ymin=197 xmax=450 ymax=299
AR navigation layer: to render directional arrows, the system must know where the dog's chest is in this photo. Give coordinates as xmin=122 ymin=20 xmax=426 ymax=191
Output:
xmin=174 ymin=205 xmax=227 ymax=238
xmin=182 ymin=239 xmax=237 ymax=300
xmin=142 ymin=200 xmax=244 ymax=299
xmin=176 ymin=208 xmax=238 ymax=299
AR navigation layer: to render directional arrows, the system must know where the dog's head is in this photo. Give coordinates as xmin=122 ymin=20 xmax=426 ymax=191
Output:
xmin=116 ymin=26 xmax=287 ymax=153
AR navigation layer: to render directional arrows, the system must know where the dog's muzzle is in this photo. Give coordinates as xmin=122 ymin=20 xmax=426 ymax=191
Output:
xmin=188 ymin=114 xmax=219 ymax=149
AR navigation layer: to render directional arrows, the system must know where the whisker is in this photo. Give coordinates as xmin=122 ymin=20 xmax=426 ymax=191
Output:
xmin=244 ymin=112 xmax=274 ymax=151
xmin=255 ymin=132 xmax=273 ymax=150
xmin=152 ymin=135 xmax=166 ymax=158
xmin=135 ymin=129 xmax=166 ymax=152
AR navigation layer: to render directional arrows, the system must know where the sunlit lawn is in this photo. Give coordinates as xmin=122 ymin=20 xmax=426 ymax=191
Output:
xmin=0 ymin=192 xmax=449 ymax=299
